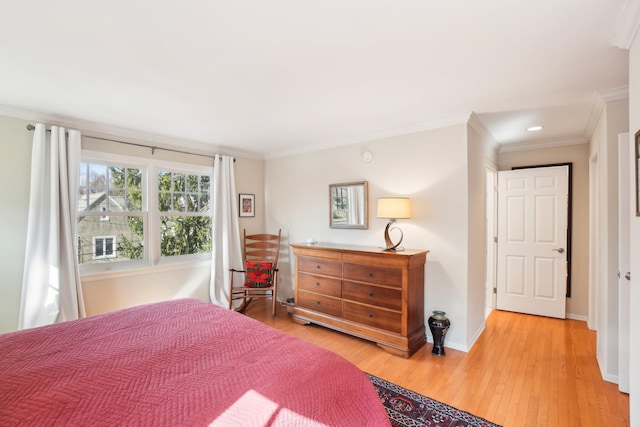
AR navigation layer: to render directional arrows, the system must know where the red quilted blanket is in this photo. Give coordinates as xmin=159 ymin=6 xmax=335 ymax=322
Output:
xmin=0 ymin=299 xmax=390 ymax=426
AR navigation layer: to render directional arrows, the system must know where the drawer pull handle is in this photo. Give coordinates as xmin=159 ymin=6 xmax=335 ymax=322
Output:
xmin=368 ymin=292 xmax=374 ymax=297
xmin=316 ymin=265 xmax=321 ymax=269
xmin=368 ymin=313 xmax=373 ymax=318
xmin=369 ymin=273 xmax=374 ymax=277
xmin=316 ymin=301 xmax=321 ymax=305
xmin=316 ymin=282 xmax=320 ymax=286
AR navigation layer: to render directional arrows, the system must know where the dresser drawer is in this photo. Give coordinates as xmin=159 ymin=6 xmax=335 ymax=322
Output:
xmin=297 ymin=290 xmax=343 ymax=317
xmin=343 ymin=301 xmax=401 ymax=333
xmin=298 ymin=273 xmax=341 ymax=298
xmin=298 ymin=256 xmax=342 ymax=277
xmin=343 ymin=263 xmax=402 ymax=287
xmin=342 ymin=281 xmax=402 ymax=311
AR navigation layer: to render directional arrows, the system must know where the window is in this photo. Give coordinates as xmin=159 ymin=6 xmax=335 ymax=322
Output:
xmin=158 ymin=170 xmax=211 ymax=257
xmin=77 ymin=152 xmax=213 ymax=272
xmin=99 ymin=206 xmax=109 ymax=221
xmin=93 ymin=236 xmax=116 ymax=259
xmin=78 ymin=161 xmax=145 ymax=266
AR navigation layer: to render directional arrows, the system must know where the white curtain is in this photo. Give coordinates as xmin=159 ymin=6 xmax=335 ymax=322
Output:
xmin=210 ymin=154 xmax=242 ymax=306
xmin=19 ymin=124 xmax=85 ymax=329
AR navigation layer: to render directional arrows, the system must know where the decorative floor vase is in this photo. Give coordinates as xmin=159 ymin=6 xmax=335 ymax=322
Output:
xmin=428 ymin=310 xmax=450 ymax=356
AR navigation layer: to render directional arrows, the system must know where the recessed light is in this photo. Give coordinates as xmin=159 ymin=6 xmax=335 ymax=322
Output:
xmin=526 ymin=125 xmax=543 ymax=132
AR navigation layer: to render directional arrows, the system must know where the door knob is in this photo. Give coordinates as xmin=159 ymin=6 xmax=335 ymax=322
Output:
xmin=552 ymin=248 xmax=565 ymax=254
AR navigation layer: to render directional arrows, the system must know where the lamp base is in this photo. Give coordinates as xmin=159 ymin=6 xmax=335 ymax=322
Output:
xmin=383 ymin=220 xmax=404 ymax=251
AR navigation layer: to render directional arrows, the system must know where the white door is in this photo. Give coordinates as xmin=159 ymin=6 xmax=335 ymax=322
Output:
xmin=618 ymin=134 xmax=630 ymax=393
xmin=497 ymin=166 xmax=568 ymax=319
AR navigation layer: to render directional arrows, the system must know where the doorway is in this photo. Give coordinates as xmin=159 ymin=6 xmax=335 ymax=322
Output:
xmin=495 ymin=165 xmax=570 ymax=319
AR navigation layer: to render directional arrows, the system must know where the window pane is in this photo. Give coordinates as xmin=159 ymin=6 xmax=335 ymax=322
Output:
xmin=158 ymin=171 xmax=172 ymax=190
xmin=78 ymin=216 xmax=144 ymax=264
xmin=172 ymin=194 xmax=185 ymax=212
xmin=187 ymin=175 xmax=199 ymax=193
xmin=172 ymin=173 xmax=185 ymax=192
xmin=200 ymin=195 xmax=209 ymax=211
xmin=94 ymin=238 xmax=104 ymax=257
xmin=109 ymin=166 xmax=125 ymax=189
xmin=159 ymin=193 xmax=171 ymax=212
xmin=186 ymin=194 xmax=198 ymax=212
xmin=127 ymin=191 xmax=142 ymax=211
xmin=89 ymin=164 xmax=108 ymax=186
xmin=109 ymin=189 xmax=125 ymax=211
xmin=160 ymin=216 xmax=211 ymax=256
xmin=158 ymin=170 xmax=211 ymax=214
xmin=200 ymin=176 xmax=210 ymax=193
xmin=79 ymin=163 xmax=144 ymax=213
xmin=127 ymin=168 xmax=142 ymax=190
xmin=105 ymin=238 xmax=114 ymax=256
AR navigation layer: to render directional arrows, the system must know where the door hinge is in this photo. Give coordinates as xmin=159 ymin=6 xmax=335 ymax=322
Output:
xmin=493 ymin=287 xmax=497 ymax=294
xmin=494 ymin=236 xmax=498 ymax=243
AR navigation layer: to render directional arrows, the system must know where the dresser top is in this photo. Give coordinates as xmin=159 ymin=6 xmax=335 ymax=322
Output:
xmin=291 ymin=242 xmax=428 ymax=257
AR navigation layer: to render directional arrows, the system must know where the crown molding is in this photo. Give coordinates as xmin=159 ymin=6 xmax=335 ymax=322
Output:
xmin=612 ymin=0 xmax=640 ymax=49
xmin=498 ymin=137 xmax=587 ymax=154
xmin=467 ymin=112 xmax=499 ymax=147
xmin=266 ymin=112 xmax=473 ymax=160
xmin=0 ymin=104 xmax=263 ymax=161
xmin=599 ymin=85 xmax=630 ymax=102
xmin=583 ymin=86 xmax=629 ymax=140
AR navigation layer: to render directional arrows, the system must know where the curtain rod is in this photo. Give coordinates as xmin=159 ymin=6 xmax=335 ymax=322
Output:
xmin=26 ymin=124 xmax=234 ymax=162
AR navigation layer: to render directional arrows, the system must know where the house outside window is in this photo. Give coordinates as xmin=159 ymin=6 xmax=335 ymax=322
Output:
xmin=93 ymin=236 xmax=116 ymax=259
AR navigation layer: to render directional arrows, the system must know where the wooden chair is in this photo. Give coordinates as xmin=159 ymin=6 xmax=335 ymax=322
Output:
xmin=229 ymin=229 xmax=281 ymax=316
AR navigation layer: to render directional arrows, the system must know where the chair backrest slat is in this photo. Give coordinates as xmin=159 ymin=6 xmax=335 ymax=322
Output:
xmin=243 ymin=229 xmax=282 ymax=268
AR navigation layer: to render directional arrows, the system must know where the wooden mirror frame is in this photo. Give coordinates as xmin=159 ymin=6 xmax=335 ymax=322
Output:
xmin=636 ymin=130 xmax=640 ymax=217
xmin=329 ymin=181 xmax=369 ymax=229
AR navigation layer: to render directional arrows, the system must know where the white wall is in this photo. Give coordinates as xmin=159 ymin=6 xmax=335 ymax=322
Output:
xmin=0 ymin=116 xmax=32 ymax=333
xmin=498 ymin=143 xmax=591 ymax=320
xmin=265 ymin=122 xmax=495 ymax=350
xmin=589 ymin=98 xmax=629 ymax=383
xmin=466 ymin=123 xmax=498 ymax=343
xmin=628 ymin=29 xmax=640 ymax=426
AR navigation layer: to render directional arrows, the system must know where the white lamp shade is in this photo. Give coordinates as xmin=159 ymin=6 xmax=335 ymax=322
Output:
xmin=377 ymin=197 xmax=411 ymax=219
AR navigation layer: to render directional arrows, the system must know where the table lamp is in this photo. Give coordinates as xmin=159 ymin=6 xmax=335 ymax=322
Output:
xmin=377 ymin=197 xmax=411 ymax=251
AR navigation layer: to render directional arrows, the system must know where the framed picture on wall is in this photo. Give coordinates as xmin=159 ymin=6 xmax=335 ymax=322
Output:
xmin=636 ymin=130 xmax=640 ymax=216
xmin=239 ymin=193 xmax=255 ymax=217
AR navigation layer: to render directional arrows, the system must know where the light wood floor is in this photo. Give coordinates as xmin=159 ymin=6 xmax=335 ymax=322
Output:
xmin=243 ymin=300 xmax=629 ymax=427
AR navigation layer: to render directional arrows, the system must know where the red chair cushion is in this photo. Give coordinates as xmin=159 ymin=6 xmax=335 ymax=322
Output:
xmin=244 ymin=261 xmax=274 ymax=288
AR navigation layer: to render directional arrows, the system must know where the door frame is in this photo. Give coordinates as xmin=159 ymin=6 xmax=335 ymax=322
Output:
xmin=512 ymin=162 xmax=573 ymax=297
xmin=485 ymin=163 xmax=498 ymax=318
xmin=618 ymin=133 xmax=630 ymax=393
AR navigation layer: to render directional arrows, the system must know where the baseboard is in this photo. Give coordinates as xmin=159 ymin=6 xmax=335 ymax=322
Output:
xmin=424 ymin=320 xmax=485 ymax=354
xmin=566 ymin=313 xmax=588 ymax=322
xmin=426 ymin=335 xmax=469 ymax=353
xmin=465 ymin=323 xmax=485 ymax=352
xmin=596 ymin=353 xmax=620 ymax=385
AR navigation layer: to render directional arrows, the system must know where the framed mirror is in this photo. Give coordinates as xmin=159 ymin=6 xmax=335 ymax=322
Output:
xmin=329 ymin=181 xmax=368 ymax=229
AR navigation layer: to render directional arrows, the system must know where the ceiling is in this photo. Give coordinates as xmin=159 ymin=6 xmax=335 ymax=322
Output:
xmin=0 ymin=1 xmax=632 ymax=158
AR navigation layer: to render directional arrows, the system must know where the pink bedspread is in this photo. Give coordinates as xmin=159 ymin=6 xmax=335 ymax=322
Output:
xmin=0 ymin=299 xmax=390 ymax=426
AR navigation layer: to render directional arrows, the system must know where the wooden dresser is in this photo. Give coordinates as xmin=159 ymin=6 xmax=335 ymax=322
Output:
xmin=291 ymin=242 xmax=428 ymax=358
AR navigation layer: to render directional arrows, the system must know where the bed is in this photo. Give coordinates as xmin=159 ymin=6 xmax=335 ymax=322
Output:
xmin=0 ymin=298 xmax=390 ymax=426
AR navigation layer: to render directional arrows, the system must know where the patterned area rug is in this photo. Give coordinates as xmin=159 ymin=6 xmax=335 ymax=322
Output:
xmin=367 ymin=373 xmax=502 ymax=427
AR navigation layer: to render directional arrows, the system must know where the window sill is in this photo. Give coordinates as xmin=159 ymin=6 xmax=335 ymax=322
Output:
xmin=81 ymin=259 xmax=212 ymax=282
